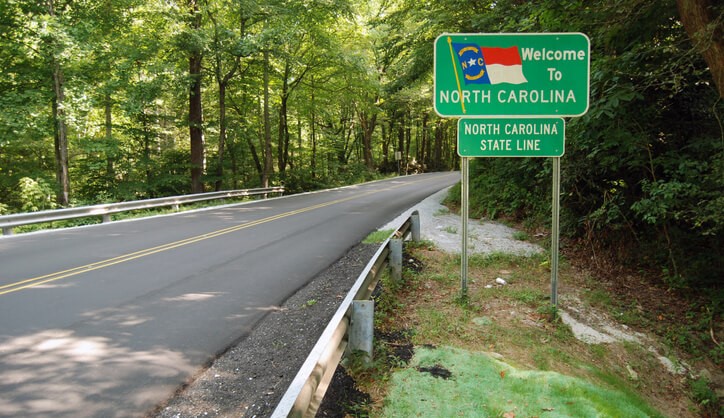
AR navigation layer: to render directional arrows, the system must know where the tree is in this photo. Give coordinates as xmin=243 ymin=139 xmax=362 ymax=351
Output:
xmin=261 ymin=47 xmax=272 ymax=188
xmin=45 ymin=0 xmax=71 ymax=206
xmin=2 ymin=0 xmax=453 ymax=212
xmin=187 ymin=0 xmax=205 ymax=194
xmin=676 ymin=0 xmax=724 ymax=97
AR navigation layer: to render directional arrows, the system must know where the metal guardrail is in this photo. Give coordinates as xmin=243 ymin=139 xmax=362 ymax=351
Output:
xmin=271 ymin=210 xmax=420 ymax=418
xmin=0 ymin=187 xmax=284 ymax=236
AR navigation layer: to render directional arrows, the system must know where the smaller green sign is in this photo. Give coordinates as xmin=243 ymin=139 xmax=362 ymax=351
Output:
xmin=458 ymin=118 xmax=565 ymax=157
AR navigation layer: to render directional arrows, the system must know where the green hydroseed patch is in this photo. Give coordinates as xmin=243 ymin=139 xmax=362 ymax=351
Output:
xmin=380 ymin=346 xmax=666 ymax=418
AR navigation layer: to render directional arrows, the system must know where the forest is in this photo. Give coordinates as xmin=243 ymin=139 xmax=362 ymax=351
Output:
xmin=0 ymin=0 xmax=722 ymax=290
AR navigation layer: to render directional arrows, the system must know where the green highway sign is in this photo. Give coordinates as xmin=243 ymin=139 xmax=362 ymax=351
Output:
xmin=458 ymin=118 xmax=565 ymax=157
xmin=435 ymin=33 xmax=590 ymax=117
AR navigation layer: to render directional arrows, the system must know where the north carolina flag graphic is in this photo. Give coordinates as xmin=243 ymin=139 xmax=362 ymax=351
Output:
xmin=452 ymin=43 xmax=527 ymax=85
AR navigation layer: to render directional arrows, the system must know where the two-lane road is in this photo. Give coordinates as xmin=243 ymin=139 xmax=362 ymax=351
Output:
xmin=0 ymin=172 xmax=458 ymax=418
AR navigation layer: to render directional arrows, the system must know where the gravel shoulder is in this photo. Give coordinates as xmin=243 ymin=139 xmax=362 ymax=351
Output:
xmin=383 ymin=187 xmax=541 ymax=256
xmin=150 ymin=243 xmax=379 ymax=418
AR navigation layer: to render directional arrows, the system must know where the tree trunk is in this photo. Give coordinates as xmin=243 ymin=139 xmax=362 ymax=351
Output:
xmin=245 ymin=123 xmax=263 ymax=180
xmin=104 ymin=93 xmax=115 ymax=182
xmin=404 ymin=110 xmax=411 ymax=173
xmin=229 ymin=141 xmax=239 ymax=189
xmin=261 ymin=49 xmax=273 ymax=188
xmin=188 ymin=0 xmax=204 ymax=193
xmin=311 ymin=95 xmax=317 ymax=178
xmin=397 ymin=111 xmax=405 ymax=173
xmin=381 ymin=122 xmax=389 ymax=166
xmin=296 ymin=108 xmax=303 ymax=170
xmin=358 ymin=111 xmax=377 ymax=170
xmin=215 ymin=82 xmax=227 ymax=191
xmin=142 ymin=111 xmax=152 ymax=194
xmin=48 ymin=0 xmax=70 ymax=207
xmin=421 ymin=113 xmax=429 ymax=168
xmin=677 ymin=0 xmax=724 ymax=98
xmin=311 ymin=84 xmax=317 ymax=179
xmin=210 ymin=8 xmax=241 ymax=192
xmin=277 ymin=62 xmax=290 ymax=174
xmin=433 ymin=120 xmax=443 ymax=171
xmin=52 ymin=61 xmax=70 ymax=206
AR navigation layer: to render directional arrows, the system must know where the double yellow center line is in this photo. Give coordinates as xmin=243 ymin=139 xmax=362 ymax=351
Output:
xmin=0 ymin=188 xmax=385 ymax=296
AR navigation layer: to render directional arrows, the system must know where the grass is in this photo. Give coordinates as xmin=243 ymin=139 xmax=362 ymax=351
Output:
xmin=433 ymin=207 xmax=450 ymax=217
xmin=347 ymin=244 xmax=702 ymax=418
xmin=380 ymin=346 xmax=666 ymax=418
xmin=363 ymin=229 xmax=394 ymax=244
xmin=441 ymin=225 xmax=457 ymax=234
xmin=512 ymin=230 xmax=530 ymax=241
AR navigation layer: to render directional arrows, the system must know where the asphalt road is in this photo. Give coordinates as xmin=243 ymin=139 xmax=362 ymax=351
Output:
xmin=0 ymin=172 xmax=458 ymax=418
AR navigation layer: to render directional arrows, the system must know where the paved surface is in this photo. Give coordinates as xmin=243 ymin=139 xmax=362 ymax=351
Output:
xmin=0 ymin=173 xmax=458 ymax=418
xmin=384 ymin=187 xmax=543 ymax=255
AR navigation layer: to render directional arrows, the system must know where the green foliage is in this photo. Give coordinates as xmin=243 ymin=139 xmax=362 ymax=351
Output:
xmin=281 ymin=163 xmax=384 ymax=195
xmin=16 ymin=177 xmax=57 ymax=212
xmin=363 ymin=229 xmax=394 ymax=244
xmin=512 ymin=230 xmax=529 ymax=241
xmin=438 ymin=1 xmax=723 ymax=289
xmin=689 ymin=376 xmax=722 ymax=416
xmin=1 ymin=0 xmax=461 ymax=228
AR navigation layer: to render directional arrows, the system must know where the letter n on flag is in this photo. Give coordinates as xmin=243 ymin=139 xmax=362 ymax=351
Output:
xmin=452 ymin=43 xmax=527 ymax=85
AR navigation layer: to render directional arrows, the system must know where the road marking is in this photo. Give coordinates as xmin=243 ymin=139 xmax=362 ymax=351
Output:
xmin=0 ymin=178 xmax=432 ymax=296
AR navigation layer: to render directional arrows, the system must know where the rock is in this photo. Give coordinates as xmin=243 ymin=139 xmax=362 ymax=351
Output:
xmin=495 ymin=277 xmax=507 ymax=285
xmin=626 ymin=364 xmax=639 ymax=381
xmin=473 ymin=316 xmax=494 ymax=326
xmin=558 ymin=310 xmax=617 ymax=344
xmin=657 ymin=354 xmax=687 ymax=375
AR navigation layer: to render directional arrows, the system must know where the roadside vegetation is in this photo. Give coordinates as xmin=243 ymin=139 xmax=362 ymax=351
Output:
xmin=6 ymin=194 xmax=276 ymax=235
xmin=338 ymin=238 xmax=722 ymax=417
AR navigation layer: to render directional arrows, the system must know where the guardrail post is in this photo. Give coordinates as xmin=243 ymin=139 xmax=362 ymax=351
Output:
xmin=389 ymin=239 xmax=402 ymax=282
xmin=348 ymin=300 xmax=374 ymax=364
xmin=411 ymin=212 xmax=420 ymax=242
xmin=2 ymin=226 xmax=13 ymax=236
xmin=271 ymin=211 xmax=417 ymax=418
xmin=102 ymin=214 xmax=111 ymax=223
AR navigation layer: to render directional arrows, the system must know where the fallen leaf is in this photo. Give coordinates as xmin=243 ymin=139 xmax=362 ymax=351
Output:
xmin=500 ymin=370 xmax=506 ymax=379
xmin=503 ymin=412 xmax=516 ymax=418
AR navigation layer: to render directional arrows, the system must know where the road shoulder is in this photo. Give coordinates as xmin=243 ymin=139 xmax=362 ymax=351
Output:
xmin=151 ymin=243 xmax=378 ymax=418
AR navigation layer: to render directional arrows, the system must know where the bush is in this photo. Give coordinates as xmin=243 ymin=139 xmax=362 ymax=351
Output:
xmin=16 ymin=177 xmax=57 ymax=212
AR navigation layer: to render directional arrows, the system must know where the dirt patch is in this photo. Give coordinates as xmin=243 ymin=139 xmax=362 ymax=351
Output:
xmin=315 ymin=368 xmax=371 ymax=418
xmin=417 ymin=365 xmax=453 ymax=379
xmin=377 ymin=330 xmax=415 ymax=363
xmin=315 ymin=328 xmax=414 ymax=417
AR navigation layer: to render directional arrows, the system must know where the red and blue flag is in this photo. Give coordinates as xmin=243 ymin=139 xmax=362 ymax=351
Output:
xmin=452 ymin=43 xmax=527 ymax=85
